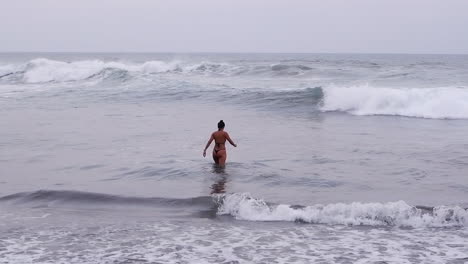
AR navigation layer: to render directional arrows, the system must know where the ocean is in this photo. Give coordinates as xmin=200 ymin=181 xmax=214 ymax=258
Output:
xmin=0 ymin=53 xmax=467 ymax=263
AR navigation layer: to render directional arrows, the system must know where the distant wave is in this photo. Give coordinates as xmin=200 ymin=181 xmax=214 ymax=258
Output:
xmin=19 ymin=58 xmax=179 ymax=83
xmin=2 ymin=58 xmax=468 ymax=120
xmin=1 ymin=190 xmax=467 ymax=228
xmin=320 ymin=85 xmax=468 ymax=119
xmin=0 ymin=58 xmax=314 ymax=84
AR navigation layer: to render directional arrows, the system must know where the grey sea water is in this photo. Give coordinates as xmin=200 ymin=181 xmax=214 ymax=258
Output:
xmin=1 ymin=53 xmax=468 ymax=263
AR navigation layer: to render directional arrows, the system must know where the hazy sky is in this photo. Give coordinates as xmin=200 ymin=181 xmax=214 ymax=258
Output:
xmin=1 ymin=0 xmax=467 ymax=53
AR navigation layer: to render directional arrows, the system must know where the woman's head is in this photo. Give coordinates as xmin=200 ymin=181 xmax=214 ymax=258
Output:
xmin=217 ymin=120 xmax=225 ymax=130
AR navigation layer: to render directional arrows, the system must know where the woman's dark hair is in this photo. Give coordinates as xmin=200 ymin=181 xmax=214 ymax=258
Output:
xmin=217 ymin=120 xmax=225 ymax=130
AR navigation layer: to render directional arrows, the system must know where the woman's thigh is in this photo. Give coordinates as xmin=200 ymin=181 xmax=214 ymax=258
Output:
xmin=218 ymin=150 xmax=227 ymax=165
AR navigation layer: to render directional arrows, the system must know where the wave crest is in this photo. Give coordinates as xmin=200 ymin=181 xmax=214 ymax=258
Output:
xmin=321 ymin=85 xmax=468 ymax=119
xmin=0 ymin=58 xmax=317 ymax=84
xmin=2 ymin=190 xmax=467 ymax=227
xmin=216 ymin=193 xmax=468 ymax=227
xmin=0 ymin=58 xmax=183 ymax=83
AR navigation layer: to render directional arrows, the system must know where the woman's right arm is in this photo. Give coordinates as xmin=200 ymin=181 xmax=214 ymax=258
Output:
xmin=203 ymin=133 xmax=214 ymax=157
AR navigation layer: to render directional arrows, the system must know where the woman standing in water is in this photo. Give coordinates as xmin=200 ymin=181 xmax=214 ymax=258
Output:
xmin=203 ymin=120 xmax=237 ymax=166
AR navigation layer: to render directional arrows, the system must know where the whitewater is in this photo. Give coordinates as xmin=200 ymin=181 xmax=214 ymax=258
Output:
xmin=1 ymin=53 xmax=468 ymax=263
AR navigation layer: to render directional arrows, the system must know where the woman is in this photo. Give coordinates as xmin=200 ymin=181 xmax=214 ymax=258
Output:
xmin=203 ymin=120 xmax=237 ymax=166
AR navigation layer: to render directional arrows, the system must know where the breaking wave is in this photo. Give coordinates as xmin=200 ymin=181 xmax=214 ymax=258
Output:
xmin=0 ymin=58 xmax=314 ymax=84
xmin=217 ymin=193 xmax=468 ymax=228
xmin=1 ymin=190 xmax=467 ymax=228
xmin=320 ymin=85 xmax=468 ymax=119
xmin=12 ymin=58 xmax=182 ymax=83
xmin=1 ymin=58 xmax=468 ymax=120
xmin=235 ymin=85 xmax=468 ymax=120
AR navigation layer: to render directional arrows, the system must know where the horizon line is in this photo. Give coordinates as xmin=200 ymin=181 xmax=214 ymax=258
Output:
xmin=0 ymin=51 xmax=467 ymax=56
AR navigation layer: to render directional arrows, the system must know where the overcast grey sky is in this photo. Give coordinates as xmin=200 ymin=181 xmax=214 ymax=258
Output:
xmin=1 ymin=0 xmax=467 ymax=54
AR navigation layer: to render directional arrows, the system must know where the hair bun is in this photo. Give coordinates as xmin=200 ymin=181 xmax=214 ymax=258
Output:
xmin=217 ymin=120 xmax=225 ymax=129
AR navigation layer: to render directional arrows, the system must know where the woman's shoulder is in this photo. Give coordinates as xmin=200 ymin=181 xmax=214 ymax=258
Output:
xmin=213 ymin=131 xmax=228 ymax=136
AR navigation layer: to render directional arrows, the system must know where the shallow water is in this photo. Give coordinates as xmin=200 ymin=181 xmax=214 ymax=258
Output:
xmin=1 ymin=53 xmax=467 ymax=263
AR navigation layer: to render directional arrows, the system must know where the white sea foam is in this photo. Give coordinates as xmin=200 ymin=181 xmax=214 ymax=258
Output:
xmin=3 ymin=219 xmax=467 ymax=264
xmin=140 ymin=60 xmax=180 ymax=73
xmin=0 ymin=58 xmax=314 ymax=84
xmin=20 ymin=58 xmax=182 ymax=83
xmin=217 ymin=193 xmax=468 ymax=227
xmin=321 ymin=85 xmax=468 ymax=119
xmin=3 ymin=58 xmax=468 ymax=120
xmin=1 ymin=58 xmax=239 ymax=83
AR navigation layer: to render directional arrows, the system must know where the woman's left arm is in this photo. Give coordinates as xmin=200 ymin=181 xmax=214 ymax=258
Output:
xmin=225 ymin=132 xmax=237 ymax=147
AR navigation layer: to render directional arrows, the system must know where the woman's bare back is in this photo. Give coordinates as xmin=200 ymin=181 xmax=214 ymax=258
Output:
xmin=213 ymin=131 xmax=228 ymax=150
